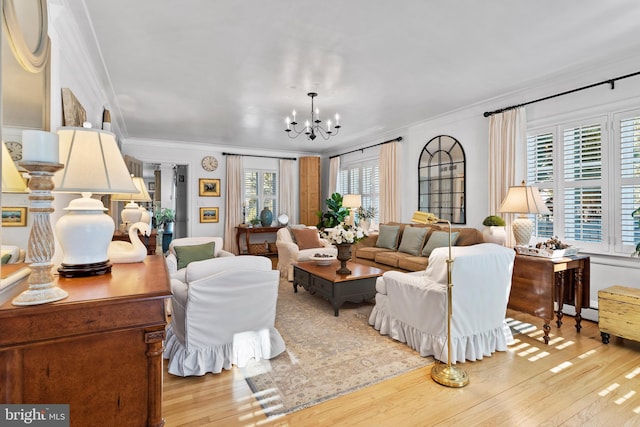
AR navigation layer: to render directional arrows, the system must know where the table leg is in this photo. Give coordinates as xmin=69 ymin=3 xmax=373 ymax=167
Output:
xmin=543 ymin=322 xmax=551 ymax=344
xmin=555 ymin=271 xmax=565 ymax=328
xmin=574 ymin=267 xmax=583 ymax=332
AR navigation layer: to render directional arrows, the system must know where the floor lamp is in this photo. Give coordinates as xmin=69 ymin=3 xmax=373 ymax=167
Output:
xmin=411 ymin=211 xmax=469 ymax=387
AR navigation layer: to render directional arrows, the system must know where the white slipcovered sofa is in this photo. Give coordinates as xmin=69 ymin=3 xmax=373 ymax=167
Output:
xmin=163 ymin=255 xmax=285 ymax=376
xmin=369 ymin=243 xmax=515 ymax=364
xmin=276 ymin=226 xmax=337 ymax=281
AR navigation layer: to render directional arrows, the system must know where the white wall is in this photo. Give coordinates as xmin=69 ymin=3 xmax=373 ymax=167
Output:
xmin=122 ymin=138 xmax=301 ymax=240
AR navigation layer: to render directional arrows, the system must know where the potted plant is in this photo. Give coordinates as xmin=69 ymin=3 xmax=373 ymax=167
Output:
xmin=155 ymin=208 xmax=175 ymax=234
xmin=482 ymin=215 xmax=507 ymax=245
xmin=249 ymin=217 xmax=261 ymax=227
xmin=316 ymin=192 xmax=349 ymax=229
xmin=355 ymin=206 xmax=377 ymax=231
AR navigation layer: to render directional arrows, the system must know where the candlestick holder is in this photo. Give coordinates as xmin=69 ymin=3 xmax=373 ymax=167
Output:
xmin=12 ymin=161 xmax=68 ymax=306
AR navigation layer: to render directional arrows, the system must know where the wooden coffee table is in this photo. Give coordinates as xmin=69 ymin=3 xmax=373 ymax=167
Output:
xmin=293 ymin=260 xmax=384 ymax=316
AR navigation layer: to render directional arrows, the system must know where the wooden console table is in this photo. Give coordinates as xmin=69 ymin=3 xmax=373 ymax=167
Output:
xmin=113 ymin=229 xmax=158 ymax=255
xmin=508 ymin=254 xmax=590 ymax=344
xmin=235 ymin=225 xmax=283 ymax=255
xmin=0 ymin=255 xmax=171 ymax=426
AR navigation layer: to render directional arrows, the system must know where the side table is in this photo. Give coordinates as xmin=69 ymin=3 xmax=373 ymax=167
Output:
xmin=508 ymin=254 xmax=590 ymax=344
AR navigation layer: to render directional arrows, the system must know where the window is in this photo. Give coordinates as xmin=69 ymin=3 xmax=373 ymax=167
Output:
xmin=527 ymin=109 xmax=640 ymax=256
xmin=337 ymin=160 xmax=379 ymax=223
xmin=244 ymin=169 xmax=277 ymax=223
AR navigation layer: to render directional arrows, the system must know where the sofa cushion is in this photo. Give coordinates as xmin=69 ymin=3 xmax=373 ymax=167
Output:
xmin=449 ymin=227 xmax=484 ymax=246
xmin=375 ymin=251 xmax=413 ymax=268
xmin=175 ymin=241 xmax=216 ymax=270
xmin=290 ymin=228 xmax=323 ymax=250
xmin=397 ymin=226 xmax=428 ymax=256
xmin=421 ymin=231 xmax=459 ymax=256
xmin=376 ymin=224 xmax=401 ymax=250
xmin=398 ymin=255 xmax=429 ymax=271
xmin=356 ymin=246 xmax=394 ymax=261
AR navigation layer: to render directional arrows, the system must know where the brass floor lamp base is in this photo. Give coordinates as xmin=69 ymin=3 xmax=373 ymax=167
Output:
xmin=431 ymin=362 xmax=469 ymax=388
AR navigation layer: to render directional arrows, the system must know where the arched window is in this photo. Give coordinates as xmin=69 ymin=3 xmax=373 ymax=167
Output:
xmin=418 ymin=135 xmax=466 ymax=224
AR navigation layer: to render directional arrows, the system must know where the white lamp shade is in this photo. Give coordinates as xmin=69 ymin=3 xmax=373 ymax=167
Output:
xmin=342 ymin=194 xmax=362 ymax=208
xmin=111 ymin=177 xmax=152 ymax=202
xmin=54 ymin=127 xmax=137 ymax=194
xmin=2 ymin=142 xmax=27 ymax=192
xmin=498 ymin=183 xmax=551 ymax=215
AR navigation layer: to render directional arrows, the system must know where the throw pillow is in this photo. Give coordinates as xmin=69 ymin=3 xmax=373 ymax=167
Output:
xmin=291 ymin=228 xmax=323 ymax=250
xmin=1 ymin=253 xmax=11 ymax=265
xmin=175 ymin=241 xmax=216 ymax=270
xmin=421 ymin=231 xmax=459 ymax=256
xmin=376 ymin=224 xmax=401 ymax=250
xmin=397 ymin=226 xmax=428 ymax=256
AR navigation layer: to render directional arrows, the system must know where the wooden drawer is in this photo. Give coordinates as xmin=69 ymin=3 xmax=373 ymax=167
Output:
xmin=599 ymin=285 xmax=640 ymax=343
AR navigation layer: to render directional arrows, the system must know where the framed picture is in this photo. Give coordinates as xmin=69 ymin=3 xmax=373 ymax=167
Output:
xmin=200 ymin=207 xmax=219 ymax=223
xmin=2 ymin=207 xmax=27 ymax=227
xmin=148 ymin=181 xmax=155 ymax=191
xmin=199 ymin=178 xmax=220 ymax=197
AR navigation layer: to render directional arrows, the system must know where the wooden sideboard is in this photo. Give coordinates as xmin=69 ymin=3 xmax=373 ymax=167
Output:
xmin=0 ymin=255 xmax=171 ymax=427
xmin=236 ymin=225 xmax=283 ymax=255
xmin=509 ymin=254 xmax=590 ymax=344
xmin=113 ymin=229 xmax=158 ymax=255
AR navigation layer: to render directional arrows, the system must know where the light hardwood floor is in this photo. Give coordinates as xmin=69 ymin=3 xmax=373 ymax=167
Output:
xmin=163 ymin=309 xmax=640 ymax=426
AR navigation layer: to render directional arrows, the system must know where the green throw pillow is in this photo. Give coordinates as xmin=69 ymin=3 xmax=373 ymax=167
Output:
xmin=397 ymin=226 xmax=428 ymax=256
xmin=175 ymin=242 xmax=216 ymax=270
xmin=421 ymin=231 xmax=459 ymax=256
xmin=1 ymin=253 xmax=12 ymax=265
xmin=376 ymin=225 xmax=401 ymax=250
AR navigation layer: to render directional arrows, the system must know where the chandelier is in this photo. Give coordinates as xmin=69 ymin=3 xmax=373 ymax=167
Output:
xmin=285 ymin=92 xmax=341 ymax=140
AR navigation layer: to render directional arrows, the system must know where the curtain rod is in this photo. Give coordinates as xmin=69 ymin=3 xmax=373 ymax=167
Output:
xmin=221 ymin=152 xmax=297 ymax=161
xmin=329 ymin=136 xmax=403 ymax=159
xmin=483 ymin=70 xmax=640 ymax=118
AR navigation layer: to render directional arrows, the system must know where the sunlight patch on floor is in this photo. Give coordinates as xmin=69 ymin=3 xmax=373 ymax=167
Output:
xmin=555 ymin=340 xmax=574 ymax=350
xmin=614 ymin=390 xmax=636 ymax=405
xmin=518 ymin=346 xmax=540 ymax=357
xmin=625 ymin=367 xmax=640 ymax=379
xmin=550 ymin=361 xmax=573 ymax=373
xmin=578 ymin=349 xmax=597 ymax=359
xmin=598 ymin=383 xmax=620 ymax=396
xmin=528 ymin=351 xmax=550 ymax=362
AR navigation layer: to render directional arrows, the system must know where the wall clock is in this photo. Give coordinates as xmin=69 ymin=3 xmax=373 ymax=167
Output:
xmin=5 ymin=141 xmax=22 ymax=161
xmin=201 ymin=155 xmax=218 ymax=172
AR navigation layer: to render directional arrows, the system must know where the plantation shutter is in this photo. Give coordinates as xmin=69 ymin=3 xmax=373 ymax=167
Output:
xmin=562 ymin=120 xmax=606 ymax=248
xmin=527 ymin=131 xmax=554 ymax=238
xmin=619 ymin=114 xmax=640 ymax=250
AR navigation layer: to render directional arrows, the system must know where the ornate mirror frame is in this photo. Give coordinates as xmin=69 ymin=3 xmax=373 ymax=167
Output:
xmin=418 ymin=135 xmax=466 ymax=224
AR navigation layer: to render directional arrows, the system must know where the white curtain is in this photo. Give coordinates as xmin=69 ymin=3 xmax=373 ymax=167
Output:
xmin=488 ymin=107 xmax=527 ymax=247
xmin=379 ymin=140 xmax=400 ymax=223
xmin=278 ymin=159 xmax=296 ymax=224
xmin=224 ymin=155 xmax=243 ymax=254
xmin=328 ymin=156 xmax=340 ymax=196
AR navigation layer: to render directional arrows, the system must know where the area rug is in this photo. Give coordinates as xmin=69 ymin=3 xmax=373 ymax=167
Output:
xmin=241 ymin=278 xmax=434 ymax=417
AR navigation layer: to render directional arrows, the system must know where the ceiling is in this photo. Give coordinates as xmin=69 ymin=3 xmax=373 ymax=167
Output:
xmin=67 ymin=0 xmax=640 ymax=154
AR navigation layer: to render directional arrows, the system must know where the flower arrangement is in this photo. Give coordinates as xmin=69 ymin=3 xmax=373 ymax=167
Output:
xmin=355 ymin=206 xmax=377 ymax=220
xmin=321 ymin=224 xmax=369 ymax=245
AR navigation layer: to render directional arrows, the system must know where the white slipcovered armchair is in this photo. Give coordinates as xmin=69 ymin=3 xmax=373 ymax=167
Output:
xmin=369 ymin=243 xmax=515 ymax=364
xmin=166 ymin=237 xmax=234 ymax=281
xmin=163 ymin=255 xmax=286 ymax=376
xmin=276 ymin=226 xmax=337 ymax=281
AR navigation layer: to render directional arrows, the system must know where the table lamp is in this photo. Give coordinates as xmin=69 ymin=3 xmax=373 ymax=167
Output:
xmin=499 ymin=180 xmax=551 ymax=247
xmin=342 ymin=194 xmax=361 ymax=226
xmin=111 ymin=176 xmax=152 ymax=230
xmin=54 ymin=127 xmax=137 ymax=277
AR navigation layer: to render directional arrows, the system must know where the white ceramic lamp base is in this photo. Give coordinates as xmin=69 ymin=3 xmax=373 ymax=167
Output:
xmin=512 ymin=216 xmax=534 ymax=247
xmin=56 ymin=193 xmax=115 ymax=277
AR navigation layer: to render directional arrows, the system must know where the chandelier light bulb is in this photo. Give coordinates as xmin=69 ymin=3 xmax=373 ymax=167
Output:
xmin=327 ymin=119 xmax=332 ymax=132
